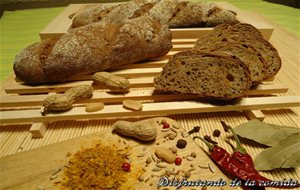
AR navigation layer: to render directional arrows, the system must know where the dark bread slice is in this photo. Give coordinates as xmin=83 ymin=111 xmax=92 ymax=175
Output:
xmin=220 ymin=34 xmax=281 ymax=78
xmin=194 ymin=24 xmax=281 ymax=78
xmin=194 ymin=23 xmax=262 ymax=48
xmin=153 ymin=50 xmax=252 ymax=100
xmin=196 ymin=42 xmax=268 ymax=83
xmin=228 ymin=23 xmax=263 ymax=38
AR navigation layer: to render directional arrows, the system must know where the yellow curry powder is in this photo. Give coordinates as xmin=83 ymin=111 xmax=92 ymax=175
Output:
xmin=60 ymin=143 xmax=141 ymax=190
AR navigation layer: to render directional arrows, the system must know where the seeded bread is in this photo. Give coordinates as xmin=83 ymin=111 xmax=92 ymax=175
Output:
xmin=194 ymin=23 xmax=281 ymax=79
xmin=196 ymin=42 xmax=268 ymax=83
xmin=72 ymin=0 xmax=238 ymax=28
xmin=153 ymin=50 xmax=252 ymax=100
xmin=14 ymin=17 xmax=172 ymax=84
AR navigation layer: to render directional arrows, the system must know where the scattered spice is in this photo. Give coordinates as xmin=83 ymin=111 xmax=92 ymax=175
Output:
xmin=50 ymin=174 xmax=58 ymax=180
xmin=185 ymin=171 xmax=191 ymax=178
xmin=181 ymin=131 xmax=189 ymax=138
xmin=176 ymin=139 xmax=187 ymax=149
xmin=156 ymin=163 xmax=168 ymax=168
xmin=168 ymin=134 xmax=175 ymax=140
xmin=213 ymin=129 xmax=221 ymax=137
xmin=188 ymin=126 xmax=201 ymax=135
xmin=161 ymin=119 xmax=167 ymax=124
xmin=138 ymin=175 xmax=144 ymax=182
xmin=161 ymin=128 xmax=170 ymax=132
xmin=190 ymin=152 xmax=197 ymax=158
xmin=61 ymin=143 xmax=136 ymax=189
xmin=162 ymin=122 xmax=170 ymax=129
xmin=221 ymin=121 xmax=230 ymax=132
xmin=152 ymin=167 xmax=161 ymax=172
xmin=208 ymin=163 xmax=216 ymax=173
xmin=146 ymin=157 xmax=152 ymax=164
xmin=137 ymin=152 xmax=146 ymax=157
xmin=175 ymin=157 xmax=182 ymax=165
xmin=122 ymin=163 xmax=131 ymax=172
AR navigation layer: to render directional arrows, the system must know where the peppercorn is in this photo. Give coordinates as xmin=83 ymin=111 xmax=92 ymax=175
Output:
xmin=176 ymin=139 xmax=187 ymax=149
xmin=122 ymin=162 xmax=130 ymax=172
xmin=213 ymin=129 xmax=221 ymax=137
xmin=175 ymin=157 xmax=182 ymax=165
xmin=162 ymin=122 xmax=170 ymax=129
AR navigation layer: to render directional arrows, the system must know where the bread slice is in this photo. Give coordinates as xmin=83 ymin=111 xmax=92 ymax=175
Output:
xmin=154 ymin=50 xmax=252 ymax=100
xmin=196 ymin=42 xmax=268 ymax=83
xmin=194 ymin=23 xmax=281 ymax=79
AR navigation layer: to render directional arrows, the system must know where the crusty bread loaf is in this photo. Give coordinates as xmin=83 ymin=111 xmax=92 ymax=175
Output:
xmin=153 ymin=50 xmax=252 ymax=100
xmin=72 ymin=0 xmax=153 ymax=28
xmin=14 ymin=17 xmax=172 ymax=84
xmin=72 ymin=0 xmax=238 ymax=28
xmin=194 ymin=23 xmax=281 ymax=79
xmin=196 ymin=42 xmax=268 ymax=83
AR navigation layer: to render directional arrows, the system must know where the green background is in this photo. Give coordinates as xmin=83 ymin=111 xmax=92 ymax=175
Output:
xmin=1 ymin=0 xmax=299 ymax=82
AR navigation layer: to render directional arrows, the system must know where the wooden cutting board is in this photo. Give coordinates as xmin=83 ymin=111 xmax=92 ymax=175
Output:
xmin=0 ymin=117 xmax=236 ymax=190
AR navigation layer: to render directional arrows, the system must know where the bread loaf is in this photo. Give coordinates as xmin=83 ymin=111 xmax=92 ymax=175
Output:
xmin=194 ymin=23 xmax=281 ymax=79
xmin=14 ymin=17 xmax=172 ymax=84
xmin=153 ymin=50 xmax=252 ymax=100
xmin=72 ymin=0 xmax=238 ymax=28
xmin=72 ymin=1 xmax=153 ymax=28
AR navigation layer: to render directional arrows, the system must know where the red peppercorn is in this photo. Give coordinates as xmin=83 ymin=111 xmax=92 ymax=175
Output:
xmin=122 ymin=162 xmax=131 ymax=172
xmin=175 ymin=157 xmax=182 ymax=165
xmin=162 ymin=122 xmax=170 ymax=129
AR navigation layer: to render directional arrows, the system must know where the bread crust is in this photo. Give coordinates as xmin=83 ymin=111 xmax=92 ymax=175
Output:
xmin=14 ymin=17 xmax=172 ymax=84
xmin=72 ymin=0 xmax=238 ymax=28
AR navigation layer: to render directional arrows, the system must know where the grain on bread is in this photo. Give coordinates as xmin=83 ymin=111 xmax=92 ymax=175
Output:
xmin=153 ymin=50 xmax=252 ymax=100
xmin=14 ymin=16 xmax=172 ymax=84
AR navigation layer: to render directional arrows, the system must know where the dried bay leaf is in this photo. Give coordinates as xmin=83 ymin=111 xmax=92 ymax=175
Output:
xmin=234 ymin=119 xmax=300 ymax=146
xmin=254 ymin=133 xmax=300 ymax=170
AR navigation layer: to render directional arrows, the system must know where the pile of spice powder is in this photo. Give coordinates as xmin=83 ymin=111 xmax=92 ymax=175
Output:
xmin=60 ymin=143 xmax=135 ymax=190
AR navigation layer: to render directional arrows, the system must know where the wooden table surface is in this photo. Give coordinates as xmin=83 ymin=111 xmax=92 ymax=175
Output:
xmin=0 ymin=11 xmax=299 ymax=190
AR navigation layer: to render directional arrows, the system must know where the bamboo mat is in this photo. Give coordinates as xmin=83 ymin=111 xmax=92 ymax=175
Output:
xmin=0 ymin=13 xmax=300 ymax=190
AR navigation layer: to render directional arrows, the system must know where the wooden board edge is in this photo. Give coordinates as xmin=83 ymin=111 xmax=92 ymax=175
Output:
xmin=1 ymin=96 xmax=299 ymax=125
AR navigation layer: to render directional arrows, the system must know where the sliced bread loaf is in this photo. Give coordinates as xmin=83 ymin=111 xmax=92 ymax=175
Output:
xmin=194 ymin=23 xmax=281 ymax=79
xmin=196 ymin=42 xmax=268 ymax=83
xmin=153 ymin=50 xmax=252 ymax=100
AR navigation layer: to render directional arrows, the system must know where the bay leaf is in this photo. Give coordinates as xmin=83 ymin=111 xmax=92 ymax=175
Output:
xmin=254 ymin=133 xmax=300 ymax=170
xmin=234 ymin=119 xmax=300 ymax=146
